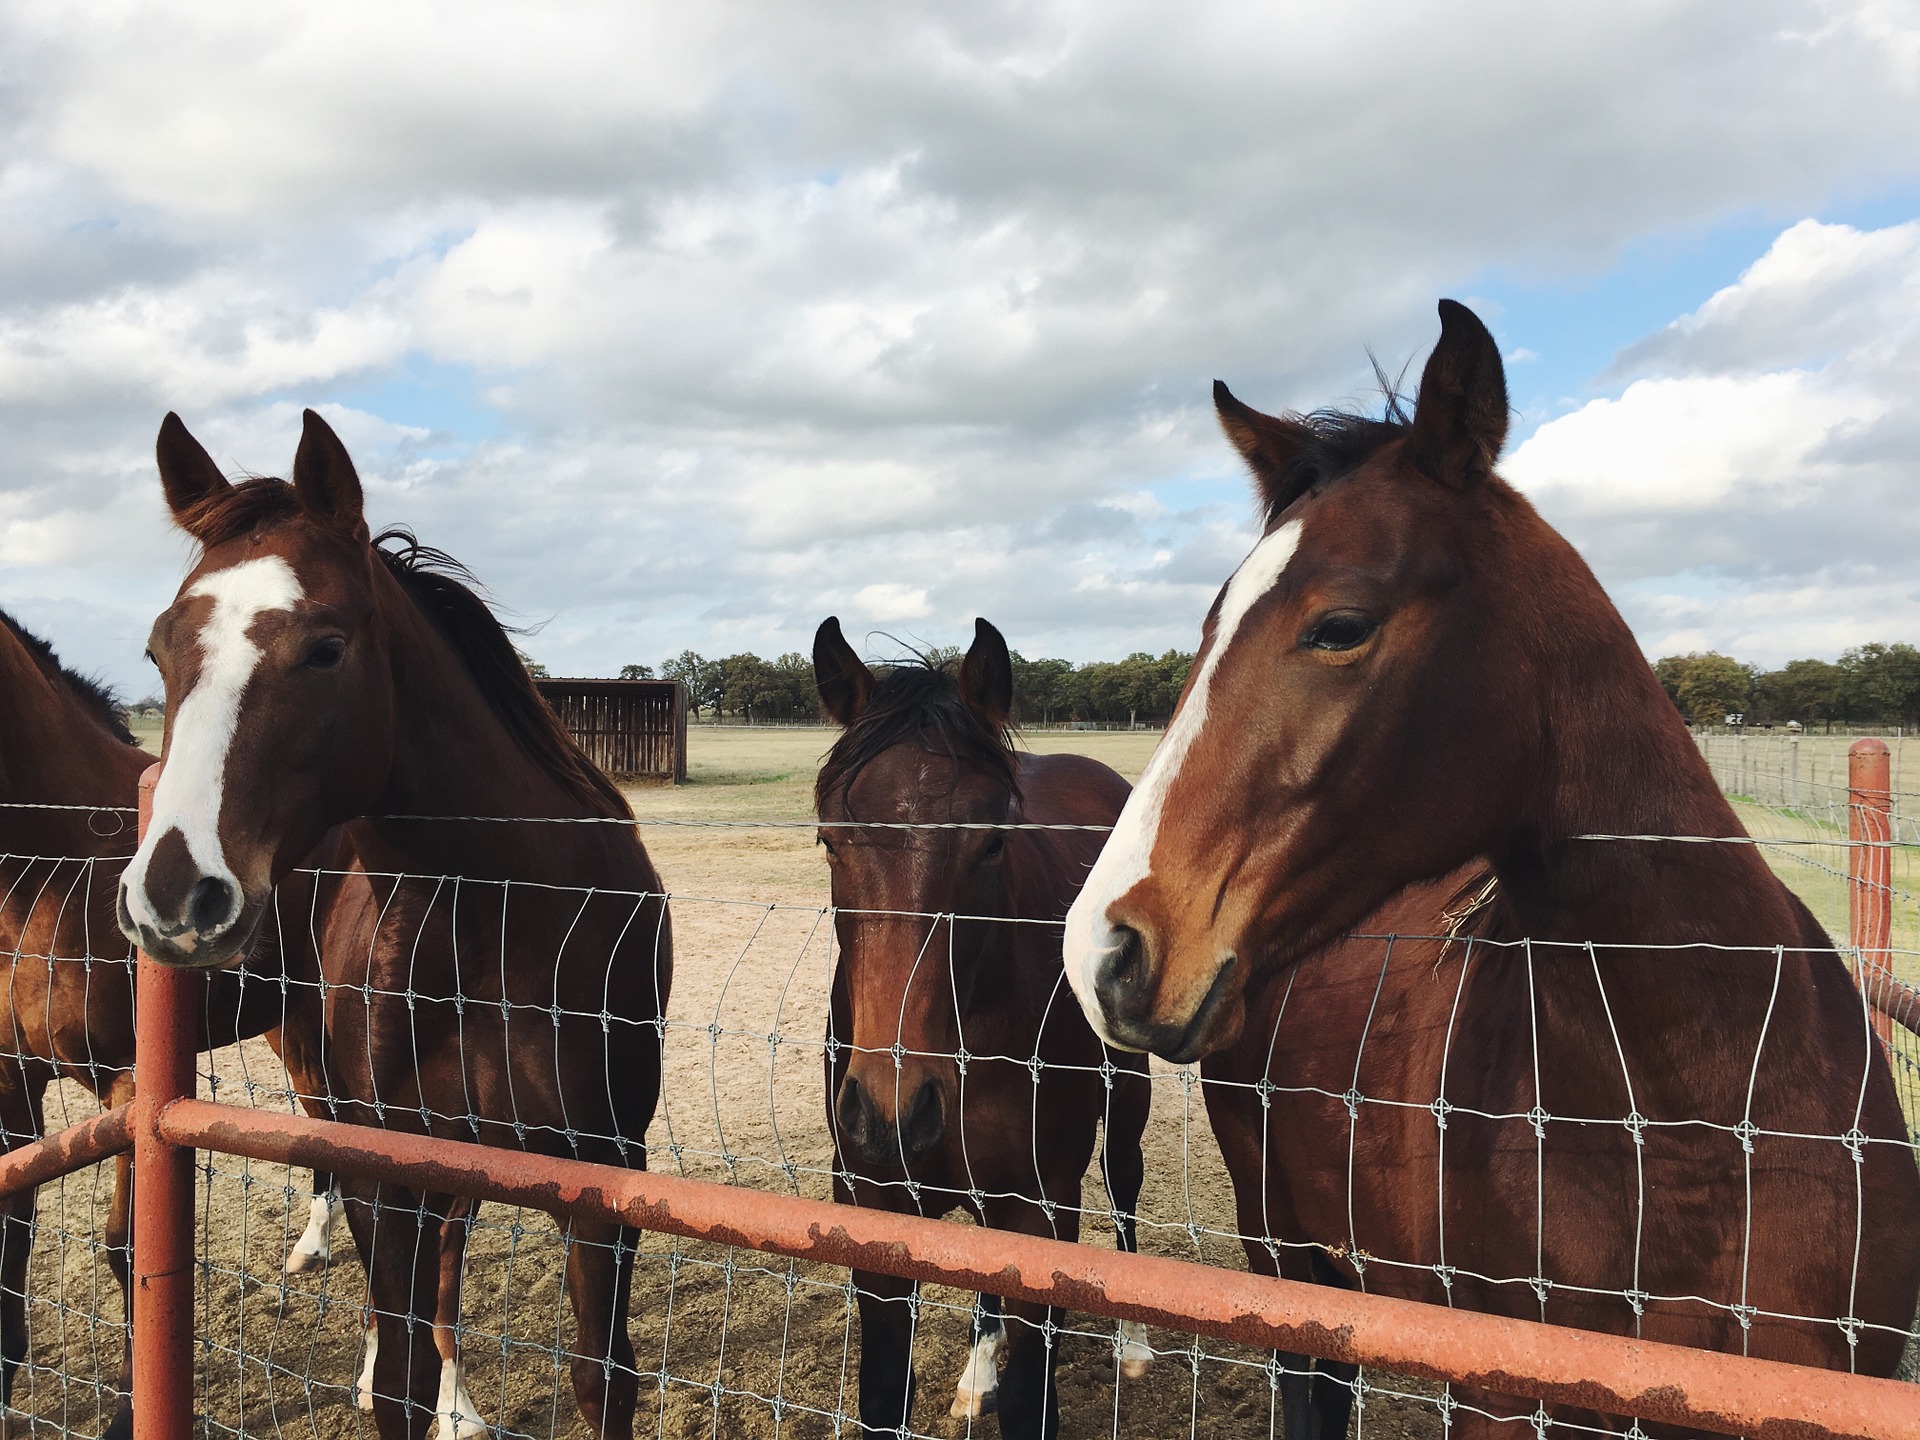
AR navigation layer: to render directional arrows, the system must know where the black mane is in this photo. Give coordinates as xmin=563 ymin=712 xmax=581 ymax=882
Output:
xmin=1261 ymin=387 xmax=1412 ymax=526
xmin=0 ymin=609 xmax=135 ymax=745
xmin=816 ymin=660 xmax=1019 ymax=812
xmin=372 ymin=529 xmax=630 ymax=820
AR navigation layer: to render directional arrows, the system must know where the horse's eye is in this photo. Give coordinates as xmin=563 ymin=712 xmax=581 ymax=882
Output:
xmin=980 ymin=832 xmax=1007 ymax=864
xmin=143 ymin=648 xmax=157 ymax=667
xmin=818 ymin=832 xmax=839 ymax=858
xmin=305 ymin=637 xmax=347 ymax=671
xmin=1300 ymin=612 xmax=1378 ymax=652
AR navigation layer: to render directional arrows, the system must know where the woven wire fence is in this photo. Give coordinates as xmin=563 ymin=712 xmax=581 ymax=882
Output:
xmin=4 ymin=801 xmax=1920 ymax=1440
xmin=0 ymin=843 xmax=137 ymax=1438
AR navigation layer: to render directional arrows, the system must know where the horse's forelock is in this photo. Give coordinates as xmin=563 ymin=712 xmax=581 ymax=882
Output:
xmin=816 ymin=664 xmax=1020 ymax=815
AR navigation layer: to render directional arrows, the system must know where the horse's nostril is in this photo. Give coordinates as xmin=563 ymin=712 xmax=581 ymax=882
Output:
xmin=1107 ymin=925 xmax=1144 ymax=985
xmin=186 ymin=876 xmax=237 ymax=934
xmin=836 ymin=1076 xmax=873 ymax=1149
xmin=899 ymin=1079 xmax=945 ymax=1161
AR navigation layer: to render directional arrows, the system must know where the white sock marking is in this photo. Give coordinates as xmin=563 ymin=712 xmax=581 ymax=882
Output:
xmin=1064 ymin=521 xmax=1303 ymax=1029
xmin=121 ymin=556 xmax=304 ymax=947
xmin=1118 ymin=1318 xmax=1153 ymax=1378
xmin=285 ymin=1191 xmax=340 ymax=1274
xmin=355 ymin=1323 xmax=377 ymax=1410
xmin=432 ymin=1356 xmax=485 ymax=1440
xmin=948 ymin=1323 xmax=1005 ymax=1418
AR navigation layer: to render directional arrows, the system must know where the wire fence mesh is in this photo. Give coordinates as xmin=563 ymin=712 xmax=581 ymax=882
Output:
xmin=4 ymin=766 xmax=1920 ymax=1440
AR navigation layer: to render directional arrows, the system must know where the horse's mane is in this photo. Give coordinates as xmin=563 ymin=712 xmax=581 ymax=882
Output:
xmin=169 ymin=476 xmax=627 ymax=819
xmin=0 ymin=609 xmax=135 ymax=744
xmin=1260 ymin=383 xmax=1412 ymax=526
xmin=372 ymin=529 xmax=631 ymax=820
xmin=816 ymin=660 xmax=1020 ymax=811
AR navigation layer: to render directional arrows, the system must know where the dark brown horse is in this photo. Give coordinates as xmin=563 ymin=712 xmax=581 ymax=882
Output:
xmin=119 ymin=410 xmax=672 ymax=1440
xmin=0 ymin=611 xmax=321 ymax=1439
xmin=1062 ymin=301 xmax=1920 ymax=1436
xmin=813 ymin=617 xmax=1152 ymax=1440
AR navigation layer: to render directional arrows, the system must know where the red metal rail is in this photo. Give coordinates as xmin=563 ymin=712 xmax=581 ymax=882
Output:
xmin=106 ymin=759 xmax=1920 ymax=1440
xmin=1849 ymin=738 xmax=1901 ymax=1053
xmin=0 ymin=1106 xmax=129 ymax=1199
xmin=157 ymin=1095 xmax=1920 ymax=1440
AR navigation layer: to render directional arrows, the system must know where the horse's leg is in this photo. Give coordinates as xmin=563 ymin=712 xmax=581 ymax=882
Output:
xmin=426 ymin=1198 xmax=483 ymax=1440
xmin=342 ymin=1174 xmax=444 ymax=1440
xmin=851 ymin=1266 xmax=918 ymax=1434
xmin=1301 ymin=1252 xmax=1357 ymax=1440
xmin=947 ymin=1293 xmax=1004 ymax=1419
xmin=1100 ymin=1056 xmax=1153 ymax=1380
xmin=284 ymin=1172 xmax=341 ymax=1276
xmin=559 ymin=1213 xmax=640 ymax=1440
xmin=0 ymin=1073 xmax=45 ymax=1427
xmin=982 ymin=1197 xmax=1071 ymax=1440
xmin=98 ymin=1072 xmax=137 ymax=1440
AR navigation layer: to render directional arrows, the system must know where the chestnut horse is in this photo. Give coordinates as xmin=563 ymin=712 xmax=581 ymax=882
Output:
xmin=0 ymin=611 xmax=323 ymax=1439
xmin=1063 ymin=301 xmax=1920 ymax=1435
xmin=813 ymin=618 xmax=1153 ymax=1440
xmin=119 ymin=411 xmax=672 ymax=1440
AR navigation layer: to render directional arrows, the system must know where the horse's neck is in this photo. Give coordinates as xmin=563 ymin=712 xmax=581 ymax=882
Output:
xmin=350 ymin=595 xmax=616 ymax=882
xmin=0 ymin=631 xmax=147 ymax=845
xmin=1492 ymin=516 xmax=1811 ymax=958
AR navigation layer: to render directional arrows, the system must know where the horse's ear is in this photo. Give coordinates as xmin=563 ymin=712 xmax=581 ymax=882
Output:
xmin=155 ymin=413 xmax=232 ymax=536
xmin=813 ymin=617 xmax=873 ymax=727
xmin=1214 ymin=382 xmax=1316 ymax=518
xmin=1407 ymin=299 xmax=1508 ymax=491
xmin=959 ymin=617 xmax=1014 ymax=729
xmin=291 ymin=409 xmax=368 ymax=539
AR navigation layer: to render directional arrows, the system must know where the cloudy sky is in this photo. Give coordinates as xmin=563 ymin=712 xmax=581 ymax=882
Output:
xmin=2 ymin=1 xmax=1918 ymax=695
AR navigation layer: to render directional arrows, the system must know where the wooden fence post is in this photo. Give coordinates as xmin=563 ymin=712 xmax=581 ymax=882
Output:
xmin=132 ymin=764 xmax=198 ymax=1440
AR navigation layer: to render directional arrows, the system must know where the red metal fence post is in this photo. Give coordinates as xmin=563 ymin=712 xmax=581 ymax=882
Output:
xmin=131 ymin=763 xmax=197 ymax=1440
xmin=1847 ymin=738 xmax=1897 ymax=1054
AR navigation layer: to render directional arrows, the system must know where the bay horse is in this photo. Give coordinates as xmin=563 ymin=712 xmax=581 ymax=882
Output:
xmin=0 ymin=610 xmax=325 ymax=1439
xmin=118 ymin=410 xmax=673 ymax=1440
xmin=1062 ymin=300 xmax=1920 ymax=1436
xmin=813 ymin=617 xmax=1153 ymax=1440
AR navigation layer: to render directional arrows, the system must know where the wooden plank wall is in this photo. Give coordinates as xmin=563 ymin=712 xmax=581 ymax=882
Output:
xmin=536 ymin=680 xmax=687 ymax=782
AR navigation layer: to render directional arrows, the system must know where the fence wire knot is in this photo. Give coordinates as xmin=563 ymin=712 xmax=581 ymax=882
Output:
xmin=1732 ymin=1303 xmax=1756 ymax=1331
xmin=1526 ymin=1105 xmax=1550 ymax=1139
xmin=1734 ymin=1118 xmax=1759 ymax=1154
xmin=1342 ymin=1087 xmax=1362 ymax=1120
xmin=1626 ymin=1288 xmax=1648 ymax=1318
xmin=1623 ymin=1111 xmax=1647 ymax=1146
xmin=1429 ymin=1095 xmax=1452 ymax=1130
xmin=1842 ymin=1127 xmax=1868 ymax=1164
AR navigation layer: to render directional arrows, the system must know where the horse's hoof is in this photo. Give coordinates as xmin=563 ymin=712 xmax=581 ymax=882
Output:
xmin=1119 ymin=1355 xmax=1152 ymax=1380
xmin=948 ymin=1386 xmax=997 ymax=1419
xmin=1118 ymin=1319 xmax=1153 ymax=1379
xmin=283 ymin=1247 xmax=326 ymax=1276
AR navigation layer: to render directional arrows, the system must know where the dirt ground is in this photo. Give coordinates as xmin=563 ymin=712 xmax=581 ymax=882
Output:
xmin=18 ymin=724 xmax=1897 ymax=1439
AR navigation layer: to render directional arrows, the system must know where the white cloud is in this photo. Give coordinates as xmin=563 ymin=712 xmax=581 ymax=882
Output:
xmin=1507 ymin=218 xmax=1920 ymax=664
xmin=0 ymin=3 xmax=1917 ymax=687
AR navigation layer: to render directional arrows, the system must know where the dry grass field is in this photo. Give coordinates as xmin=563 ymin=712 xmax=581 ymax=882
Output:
xmin=9 ymin=722 xmax=1911 ymax=1439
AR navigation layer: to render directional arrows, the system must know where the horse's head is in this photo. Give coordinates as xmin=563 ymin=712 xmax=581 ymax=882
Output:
xmin=814 ymin=616 xmax=1020 ymax=1170
xmin=1065 ymin=300 xmax=1537 ymax=1061
xmin=119 ymin=411 xmax=392 ymax=967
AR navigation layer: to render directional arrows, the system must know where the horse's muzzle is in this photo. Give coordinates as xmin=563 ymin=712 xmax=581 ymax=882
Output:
xmin=836 ymin=1072 xmax=946 ymax=1170
xmin=1091 ymin=928 xmax=1240 ymax=1064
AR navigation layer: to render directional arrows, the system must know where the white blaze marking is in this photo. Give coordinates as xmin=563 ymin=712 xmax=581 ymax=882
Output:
xmin=1063 ymin=521 xmax=1303 ymax=1029
xmin=285 ymin=1192 xmax=340 ymax=1274
xmin=121 ymin=556 xmax=303 ymax=941
xmin=948 ymin=1323 xmax=1005 ymax=1419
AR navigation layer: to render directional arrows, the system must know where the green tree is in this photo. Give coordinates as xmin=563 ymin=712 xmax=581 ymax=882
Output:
xmin=514 ymin=647 xmax=550 ymax=679
xmin=660 ymin=651 xmax=720 ymax=717
xmin=619 ymin=663 xmax=655 ymax=680
xmin=1651 ymin=652 xmax=1752 ymax=724
xmin=1751 ymin=659 xmax=1844 ymax=725
xmin=1839 ymin=643 xmax=1920 ymax=727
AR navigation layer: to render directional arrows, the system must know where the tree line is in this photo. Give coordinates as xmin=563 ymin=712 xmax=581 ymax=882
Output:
xmin=1654 ymin=644 xmax=1920 ymax=728
xmin=614 ymin=648 xmax=1197 ymax=726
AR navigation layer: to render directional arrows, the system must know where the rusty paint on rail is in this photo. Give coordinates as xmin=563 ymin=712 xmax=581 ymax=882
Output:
xmin=158 ymin=1096 xmax=1920 ymax=1440
xmin=0 ymin=1104 xmax=131 ymax=1200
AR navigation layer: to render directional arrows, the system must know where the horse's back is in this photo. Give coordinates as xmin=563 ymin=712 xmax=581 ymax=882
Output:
xmin=1015 ymin=750 xmax=1129 ymax=826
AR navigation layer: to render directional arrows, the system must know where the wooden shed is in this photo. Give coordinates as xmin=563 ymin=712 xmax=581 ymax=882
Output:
xmin=535 ymin=678 xmax=688 ymax=783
